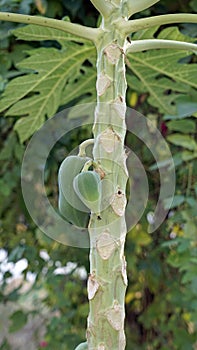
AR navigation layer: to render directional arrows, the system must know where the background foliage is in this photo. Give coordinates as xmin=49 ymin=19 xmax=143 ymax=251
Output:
xmin=0 ymin=0 xmax=197 ymax=349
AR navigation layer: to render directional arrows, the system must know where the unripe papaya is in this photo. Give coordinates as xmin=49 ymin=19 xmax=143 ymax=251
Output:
xmin=73 ymin=171 xmax=101 ymax=214
xmin=58 ymin=155 xmax=90 ymax=228
xmin=75 ymin=342 xmax=88 ymax=350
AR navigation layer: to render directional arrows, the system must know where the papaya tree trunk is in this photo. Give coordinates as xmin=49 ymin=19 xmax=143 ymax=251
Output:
xmin=87 ymin=3 xmax=128 ymax=348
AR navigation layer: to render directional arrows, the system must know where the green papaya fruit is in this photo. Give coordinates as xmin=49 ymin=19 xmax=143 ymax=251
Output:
xmin=73 ymin=171 xmax=101 ymax=214
xmin=74 ymin=342 xmax=88 ymax=350
xmin=58 ymin=155 xmax=90 ymax=228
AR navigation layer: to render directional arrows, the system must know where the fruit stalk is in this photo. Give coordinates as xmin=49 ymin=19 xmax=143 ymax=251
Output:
xmin=86 ymin=3 xmax=128 ymax=348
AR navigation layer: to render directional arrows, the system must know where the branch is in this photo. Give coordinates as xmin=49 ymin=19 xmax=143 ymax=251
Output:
xmin=126 ymin=39 xmax=197 ymax=53
xmin=118 ymin=13 xmax=197 ymax=35
xmin=127 ymin=0 xmax=160 ymax=17
xmin=0 ymin=12 xmax=99 ymax=42
xmin=89 ymin=0 xmax=113 ymax=17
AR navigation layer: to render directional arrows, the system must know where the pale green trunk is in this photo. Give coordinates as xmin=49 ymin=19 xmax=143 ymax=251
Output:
xmin=87 ymin=5 xmax=128 ymax=349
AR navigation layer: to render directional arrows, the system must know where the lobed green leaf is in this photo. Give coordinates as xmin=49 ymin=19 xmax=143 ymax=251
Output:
xmin=127 ymin=27 xmax=197 ymax=114
xmin=0 ymin=26 xmax=96 ymax=142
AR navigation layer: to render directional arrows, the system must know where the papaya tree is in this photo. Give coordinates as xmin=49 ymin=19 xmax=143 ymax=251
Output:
xmin=0 ymin=1 xmax=197 ymax=349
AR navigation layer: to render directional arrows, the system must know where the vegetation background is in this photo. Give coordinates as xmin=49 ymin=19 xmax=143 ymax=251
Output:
xmin=0 ymin=0 xmax=197 ymax=349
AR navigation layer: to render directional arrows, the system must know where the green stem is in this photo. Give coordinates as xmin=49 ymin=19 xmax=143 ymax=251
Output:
xmin=78 ymin=139 xmax=94 ymax=157
xmin=87 ymin=4 xmax=128 ymax=349
xmin=0 ymin=12 xmax=99 ymax=42
xmin=127 ymin=0 xmax=160 ymax=17
xmin=126 ymin=39 xmax=197 ymax=53
xmin=82 ymin=160 xmax=93 ymax=172
xmin=89 ymin=0 xmax=113 ymax=18
xmin=118 ymin=13 xmax=197 ymax=35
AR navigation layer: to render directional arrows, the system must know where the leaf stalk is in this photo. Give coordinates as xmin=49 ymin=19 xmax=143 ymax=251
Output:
xmin=118 ymin=13 xmax=197 ymax=35
xmin=126 ymin=39 xmax=197 ymax=53
xmin=0 ymin=12 xmax=100 ymax=42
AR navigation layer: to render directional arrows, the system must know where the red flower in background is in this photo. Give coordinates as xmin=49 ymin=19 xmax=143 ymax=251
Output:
xmin=160 ymin=121 xmax=168 ymax=137
xmin=39 ymin=341 xmax=48 ymax=348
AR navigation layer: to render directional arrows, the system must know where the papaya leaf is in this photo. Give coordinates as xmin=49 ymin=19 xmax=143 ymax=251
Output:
xmin=0 ymin=25 xmax=196 ymax=141
xmin=11 ymin=24 xmax=90 ymax=46
xmin=61 ymin=66 xmax=96 ymax=106
xmin=0 ymin=25 xmax=96 ymax=142
xmin=127 ymin=27 xmax=197 ymax=114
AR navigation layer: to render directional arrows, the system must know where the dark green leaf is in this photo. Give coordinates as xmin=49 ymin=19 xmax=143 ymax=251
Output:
xmin=164 ymin=195 xmax=185 ymax=209
xmin=167 ymin=134 xmax=197 ymax=150
xmin=0 ymin=43 xmax=95 ymax=142
xmin=181 ymin=151 xmax=197 ymax=161
xmin=9 ymin=310 xmax=28 ymax=333
xmin=167 ymin=119 xmax=196 ymax=133
xmin=190 ymin=0 xmax=197 ymax=11
xmin=127 ymin=27 xmax=197 ymax=114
